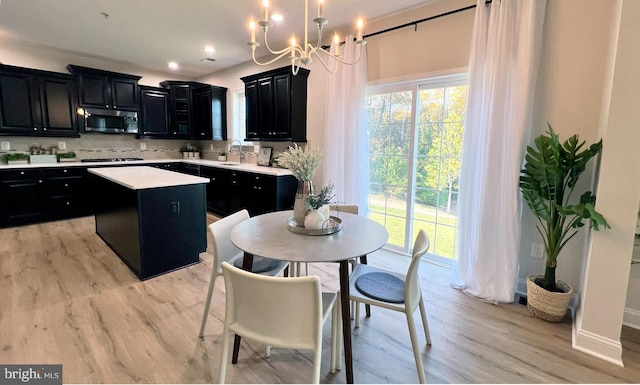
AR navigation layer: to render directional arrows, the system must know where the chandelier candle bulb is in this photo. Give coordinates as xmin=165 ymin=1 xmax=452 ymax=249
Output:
xmin=262 ymin=0 xmax=269 ymax=22
xmin=318 ymin=0 xmax=323 ymax=18
xmin=334 ymin=32 xmax=340 ymax=56
xmin=250 ymin=20 xmax=256 ymax=43
xmin=357 ymin=18 xmax=364 ymax=41
xmin=291 ymin=37 xmax=297 ymax=58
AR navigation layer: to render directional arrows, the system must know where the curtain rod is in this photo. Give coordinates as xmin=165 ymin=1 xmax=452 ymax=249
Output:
xmin=323 ymin=0 xmax=491 ymax=49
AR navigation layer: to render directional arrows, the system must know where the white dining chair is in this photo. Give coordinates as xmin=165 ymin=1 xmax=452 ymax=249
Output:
xmin=198 ymin=209 xmax=289 ymax=338
xmin=219 ymin=261 xmax=340 ymax=384
xmin=349 ymin=229 xmax=432 ymax=384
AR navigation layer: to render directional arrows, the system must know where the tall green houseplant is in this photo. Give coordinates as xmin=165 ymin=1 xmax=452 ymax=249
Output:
xmin=519 ymin=124 xmax=610 ymax=292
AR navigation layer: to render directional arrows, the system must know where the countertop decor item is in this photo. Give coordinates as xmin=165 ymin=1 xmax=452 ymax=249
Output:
xmin=217 ymin=151 xmax=227 ymax=161
xmin=288 ymin=215 xmax=342 ymax=235
xmin=276 ymin=144 xmax=325 ymax=226
xmin=2 ymin=153 xmax=30 ymax=164
xmin=257 ymin=147 xmax=272 ymax=166
xmin=519 ymin=123 xmax=610 ymax=322
xmin=57 ymin=152 xmax=77 ymax=162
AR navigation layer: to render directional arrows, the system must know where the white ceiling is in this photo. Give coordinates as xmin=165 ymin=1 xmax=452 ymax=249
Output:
xmin=0 ymin=0 xmax=434 ymax=78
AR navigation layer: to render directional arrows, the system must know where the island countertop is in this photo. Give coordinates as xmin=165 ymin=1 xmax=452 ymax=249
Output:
xmin=88 ymin=166 xmax=209 ymax=190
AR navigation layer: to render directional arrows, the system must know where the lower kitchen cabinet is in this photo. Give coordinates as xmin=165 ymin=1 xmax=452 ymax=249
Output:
xmin=0 ymin=167 xmax=91 ymax=228
xmin=200 ymin=166 xmax=297 ymax=217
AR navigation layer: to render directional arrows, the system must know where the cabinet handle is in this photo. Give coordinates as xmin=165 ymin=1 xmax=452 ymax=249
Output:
xmin=38 ymin=180 xmax=43 ymax=183
xmin=106 ymin=104 xmax=110 ymax=108
xmin=66 ymin=201 xmax=71 ymax=206
xmin=113 ymin=105 xmax=117 ymax=109
xmin=63 ymin=169 xmax=68 ymax=173
xmin=64 ymin=183 xmax=69 ymax=187
xmin=33 ymin=127 xmax=37 ymax=131
xmin=43 ymin=127 xmax=47 ymax=131
xmin=20 ymin=171 xmax=25 ymax=175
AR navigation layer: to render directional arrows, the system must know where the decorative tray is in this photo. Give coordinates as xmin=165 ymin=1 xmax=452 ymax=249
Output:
xmin=287 ymin=216 xmax=342 ymax=236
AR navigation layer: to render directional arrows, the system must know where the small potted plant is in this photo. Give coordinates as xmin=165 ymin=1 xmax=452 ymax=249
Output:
xmin=305 ymin=183 xmax=335 ymax=229
xmin=218 ymin=151 xmax=227 ymax=161
xmin=180 ymin=144 xmax=200 ymax=159
xmin=519 ymin=123 xmax=610 ymax=322
xmin=2 ymin=153 xmax=30 ymax=164
xmin=57 ymin=152 xmax=77 ymax=162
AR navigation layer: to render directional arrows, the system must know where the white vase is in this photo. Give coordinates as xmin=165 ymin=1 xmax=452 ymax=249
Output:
xmin=304 ymin=210 xmax=326 ymax=230
xmin=319 ymin=204 xmax=330 ymax=220
xmin=293 ymin=180 xmax=313 ymax=227
xmin=218 ymin=155 xmax=226 ymax=161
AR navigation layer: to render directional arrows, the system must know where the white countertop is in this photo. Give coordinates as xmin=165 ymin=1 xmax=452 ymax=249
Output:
xmin=0 ymin=158 xmax=294 ymax=177
xmin=88 ymin=166 xmax=209 ymax=190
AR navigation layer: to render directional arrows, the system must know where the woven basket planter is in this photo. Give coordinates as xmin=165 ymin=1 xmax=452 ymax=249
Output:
xmin=526 ymin=274 xmax=573 ymax=322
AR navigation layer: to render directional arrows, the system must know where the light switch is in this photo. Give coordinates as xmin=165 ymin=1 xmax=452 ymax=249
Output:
xmin=58 ymin=141 xmax=66 ymax=150
xmin=1 ymin=142 xmax=10 ymax=151
xmin=140 ymin=143 xmax=146 ymax=150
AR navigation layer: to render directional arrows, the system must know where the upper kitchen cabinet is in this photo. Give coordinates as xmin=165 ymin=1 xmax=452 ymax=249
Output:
xmin=139 ymin=86 xmax=170 ymax=137
xmin=160 ymin=81 xmax=227 ymax=140
xmin=240 ymin=66 xmax=309 ymax=142
xmin=67 ymin=65 xmax=141 ymax=111
xmin=192 ymin=85 xmax=227 ymax=141
xmin=0 ymin=65 xmax=78 ymax=137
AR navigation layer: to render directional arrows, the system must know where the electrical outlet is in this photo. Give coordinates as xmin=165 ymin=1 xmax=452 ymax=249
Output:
xmin=1 ymin=141 xmax=10 ymax=151
xmin=531 ymin=243 xmax=545 ymax=259
xmin=210 ymin=143 xmax=214 ymax=151
xmin=140 ymin=143 xmax=146 ymax=150
xmin=57 ymin=141 xmax=66 ymax=150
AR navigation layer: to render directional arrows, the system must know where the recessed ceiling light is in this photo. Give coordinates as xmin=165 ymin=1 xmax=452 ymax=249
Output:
xmin=204 ymin=46 xmax=215 ymax=53
xmin=168 ymin=61 xmax=179 ymax=70
xmin=271 ymin=13 xmax=283 ymax=22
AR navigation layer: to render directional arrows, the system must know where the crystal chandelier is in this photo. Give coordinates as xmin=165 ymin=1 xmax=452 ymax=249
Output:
xmin=247 ymin=0 xmax=366 ymax=75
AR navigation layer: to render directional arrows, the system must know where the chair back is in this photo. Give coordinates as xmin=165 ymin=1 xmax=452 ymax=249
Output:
xmin=330 ymin=204 xmax=359 ymax=215
xmin=208 ymin=209 xmax=250 ymax=271
xmin=221 ymin=261 xmax=324 ymax=350
xmin=405 ymin=230 xmax=430 ymax=311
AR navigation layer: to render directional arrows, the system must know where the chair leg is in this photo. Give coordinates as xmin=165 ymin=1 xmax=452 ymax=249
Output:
xmin=219 ymin=330 xmax=230 ymax=384
xmin=354 ymin=301 xmax=361 ymax=328
xmin=358 ymin=255 xmax=372 ymax=317
xmin=199 ymin=273 xmax=218 ymax=338
xmin=330 ymin=300 xmax=337 ymax=373
xmin=312 ymin=346 xmax=322 ymax=384
xmin=406 ymin=311 xmax=427 ymax=384
xmin=265 ymin=345 xmax=271 ymax=357
xmin=418 ymin=299 xmax=432 ymax=345
xmin=336 ymin=298 xmax=342 ymax=371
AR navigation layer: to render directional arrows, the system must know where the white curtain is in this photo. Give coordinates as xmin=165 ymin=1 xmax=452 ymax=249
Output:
xmin=452 ymin=0 xmax=547 ymax=303
xmin=322 ymin=35 xmax=369 ymax=212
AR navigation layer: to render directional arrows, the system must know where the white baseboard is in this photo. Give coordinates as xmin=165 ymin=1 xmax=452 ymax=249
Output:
xmin=623 ymin=307 xmax=640 ymax=330
xmin=572 ymin=324 xmax=624 ymax=367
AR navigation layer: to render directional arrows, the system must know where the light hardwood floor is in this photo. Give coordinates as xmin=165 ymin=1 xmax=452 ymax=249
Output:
xmin=1 ymin=215 xmax=639 ymax=383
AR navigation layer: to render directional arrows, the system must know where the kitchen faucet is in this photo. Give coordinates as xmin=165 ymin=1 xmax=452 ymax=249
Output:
xmin=231 ymin=139 xmax=244 ymax=163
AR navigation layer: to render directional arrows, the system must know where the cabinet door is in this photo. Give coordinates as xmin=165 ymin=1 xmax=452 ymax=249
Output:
xmin=0 ymin=169 xmax=45 ymax=227
xmin=0 ymin=72 xmax=40 ymax=134
xmin=210 ymin=87 xmax=227 ymax=141
xmin=191 ymin=87 xmax=212 ymax=140
xmin=140 ymin=87 xmax=170 ymax=136
xmin=77 ymin=73 xmax=109 ymax=108
xmin=245 ymin=80 xmax=259 ymax=139
xmin=273 ymin=73 xmax=292 ymax=138
xmin=111 ymin=78 xmax=138 ymax=110
xmin=39 ymin=76 xmax=76 ymax=134
xmin=244 ymin=173 xmax=277 ymax=216
xmin=257 ymin=77 xmax=275 ymax=137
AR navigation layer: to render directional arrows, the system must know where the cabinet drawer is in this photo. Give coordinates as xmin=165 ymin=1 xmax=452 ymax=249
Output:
xmin=1 ymin=168 xmax=42 ymax=181
xmin=44 ymin=167 xmax=85 ymax=178
xmin=242 ymin=173 xmax=276 ymax=188
xmin=46 ymin=176 xmax=84 ymax=197
xmin=48 ymin=196 xmax=86 ymax=218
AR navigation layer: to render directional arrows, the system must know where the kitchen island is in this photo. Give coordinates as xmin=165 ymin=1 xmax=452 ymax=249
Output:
xmin=89 ymin=166 xmax=208 ymax=280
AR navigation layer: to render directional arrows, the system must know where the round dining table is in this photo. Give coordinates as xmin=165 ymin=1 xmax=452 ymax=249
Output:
xmin=230 ymin=209 xmax=389 ymax=384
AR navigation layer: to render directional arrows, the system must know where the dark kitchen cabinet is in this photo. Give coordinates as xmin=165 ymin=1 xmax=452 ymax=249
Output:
xmin=0 ymin=65 xmax=78 ymax=137
xmin=192 ymin=85 xmax=227 ymax=140
xmin=67 ymin=64 xmax=141 ymax=111
xmin=200 ymin=166 xmax=296 ymax=217
xmin=0 ymin=166 xmax=91 ymax=228
xmin=160 ymin=81 xmax=228 ymax=140
xmin=139 ymin=86 xmax=170 ymax=137
xmin=44 ymin=167 xmax=91 ymax=219
xmin=0 ymin=168 xmax=46 ymax=227
xmin=241 ymin=66 xmax=309 ymax=142
xmin=160 ymin=81 xmax=191 ymax=137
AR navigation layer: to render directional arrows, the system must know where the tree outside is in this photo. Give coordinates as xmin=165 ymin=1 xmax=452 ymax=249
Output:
xmin=367 ymin=84 xmax=468 ymax=259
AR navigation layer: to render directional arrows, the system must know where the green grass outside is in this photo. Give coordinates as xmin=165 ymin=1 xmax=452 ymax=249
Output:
xmin=369 ymin=194 xmax=458 ymax=259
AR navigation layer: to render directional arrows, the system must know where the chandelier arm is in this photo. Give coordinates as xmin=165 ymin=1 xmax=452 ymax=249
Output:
xmin=262 ymin=29 xmax=294 ymax=55
xmin=252 ymin=47 xmax=298 ymax=66
xmin=316 ymin=46 xmax=363 ymax=66
xmin=310 ymin=50 xmax=338 ymax=74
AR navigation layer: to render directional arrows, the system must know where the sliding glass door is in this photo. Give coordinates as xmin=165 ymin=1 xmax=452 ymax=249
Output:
xmin=366 ymin=75 xmax=468 ymax=261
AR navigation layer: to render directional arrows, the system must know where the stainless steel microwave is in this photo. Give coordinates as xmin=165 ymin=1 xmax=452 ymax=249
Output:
xmin=83 ymin=107 xmax=138 ymax=134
